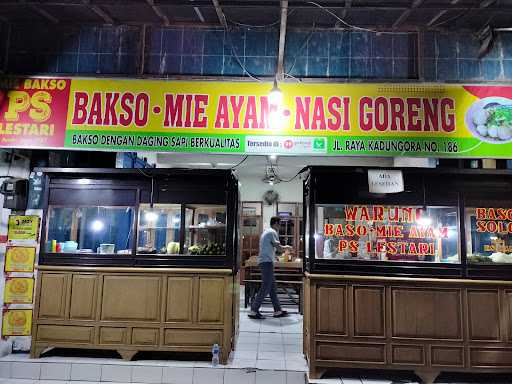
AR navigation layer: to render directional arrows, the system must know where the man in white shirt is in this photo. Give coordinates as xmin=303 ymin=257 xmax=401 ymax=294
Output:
xmin=248 ymin=216 xmax=292 ymax=319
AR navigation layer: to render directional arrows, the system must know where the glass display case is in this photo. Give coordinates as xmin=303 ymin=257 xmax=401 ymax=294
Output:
xmin=304 ymin=166 xmax=512 ymax=279
xmin=316 ymin=205 xmax=459 ymax=263
xmin=465 ymin=206 xmax=512 ymax=264
xmin=138 ymin=204 xmax=181 ymax=255
xmin=185 ymin=204 xmax=226 ymax=255
xmin=46 ymin=206 xmax=134 ymax=255
xmin=38 ymin=168 xmax=238 ymax=269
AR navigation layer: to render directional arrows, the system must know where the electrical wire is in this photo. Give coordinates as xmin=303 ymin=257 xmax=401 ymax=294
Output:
xmin=226 ymin=9 xmax=296 ymax=29
xmin=284 ymin=20 xmax=319 ymax=77
xmin=307 ymin=1 xmax=416 ymax=35
xmin=230 ymin=155 xmax=249 ymax=170
xmin=136 ymin=168 xmax=152 ymax=178
xmin=266 ymin=157 xmax=303 ymax=183
xmin=224 ymin=31 xmax=263 ymax=82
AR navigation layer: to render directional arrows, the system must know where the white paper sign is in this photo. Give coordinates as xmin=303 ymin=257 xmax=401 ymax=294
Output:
xmin=368 ymin=170 xmax=404 ymax=194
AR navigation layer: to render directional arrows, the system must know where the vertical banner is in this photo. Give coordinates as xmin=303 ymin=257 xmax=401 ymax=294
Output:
xmin=4 ymin=247 xmax=36 ymax=272
xmin=7 ymin=215 xmax=40 ymax=241
xmin=1 ymin=309 xmax=32 ymax=336
xmin=4 ymin=278 xmax=34 ymax=304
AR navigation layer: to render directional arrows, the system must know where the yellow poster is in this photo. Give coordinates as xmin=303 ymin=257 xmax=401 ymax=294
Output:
xmin=4 ymin=278 xmax=34 ymax=304
xmin=4 ymin=247 xmax=36 ymax=272
xmin=2 ymin=309 xmax=32 ymax=336
xmin=7 ymin=215 xmax=40 ymax=241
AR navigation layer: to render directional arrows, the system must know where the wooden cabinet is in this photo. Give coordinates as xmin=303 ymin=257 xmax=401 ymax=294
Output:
xmin=38 ymin=273 xmax=69 ymax=320
xmin=305 ymin=274 xmax=512 ymax=382
xmin=31 ymin=266 xmax=237 ymax=364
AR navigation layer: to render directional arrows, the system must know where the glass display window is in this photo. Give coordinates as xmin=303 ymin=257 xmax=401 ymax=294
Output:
xmin=185 ymin=204 xmax=227 ymax=255
xmin=315 ymin=204 xmax=460 ymax=263
xmin=465 ymin=207 xmax=512 ymax=264
xmin=46 ymin=206 xmax=134 ymax=255
xmin=137 ymin=204 xmax=181 ymax=255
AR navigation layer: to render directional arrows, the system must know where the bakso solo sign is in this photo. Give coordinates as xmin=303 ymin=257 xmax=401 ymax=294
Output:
xmin=1 ymin=77 xmax=512 ymax=158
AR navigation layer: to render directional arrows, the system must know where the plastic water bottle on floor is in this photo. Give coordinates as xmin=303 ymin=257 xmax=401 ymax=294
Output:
xmin=211 ymin=343 xmax=220 ymax=367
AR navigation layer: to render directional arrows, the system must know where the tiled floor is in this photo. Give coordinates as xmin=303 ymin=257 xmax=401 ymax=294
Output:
xmin=0 ymin=291 xmax=307 ymax=384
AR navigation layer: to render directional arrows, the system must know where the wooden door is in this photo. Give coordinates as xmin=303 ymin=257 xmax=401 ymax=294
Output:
xmin=166 ymin=276 xmax=195 ymax=323
xmin=69 ymin=274 xmax=98 ymax=320
xmin=197 ymin=277 xmax=225 ymax=324
xmin=38 ymin=273 xmax=69 ymax=319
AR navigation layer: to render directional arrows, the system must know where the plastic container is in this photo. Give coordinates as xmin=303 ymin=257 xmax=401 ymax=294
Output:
xmin=211 ymin=343 xmax=220 ymax=367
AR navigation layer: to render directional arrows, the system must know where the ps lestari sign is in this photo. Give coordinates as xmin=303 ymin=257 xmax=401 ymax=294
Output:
xmin=1 ymin=77 xmax=512 ymax=158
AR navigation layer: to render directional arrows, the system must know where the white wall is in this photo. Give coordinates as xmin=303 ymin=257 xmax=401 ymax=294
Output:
xmin=239 ymin=175 xmax=303 ymax=229
xmin=0 ymin=152 xmax=31 ymax=353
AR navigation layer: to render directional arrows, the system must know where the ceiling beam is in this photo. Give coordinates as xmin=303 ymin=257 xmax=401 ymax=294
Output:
xmin=82 ymin=0 xmax=114 ymax=24
xmin=342 ymin=0 xmax=351 ymax=18
xmin=212 ymin=0 xmax=228 ymax=29
xmin=1 ymin=1 xmax=507 ymax=11
xmin=427 ymin=0 xmax=460 ymax=27
xmin=191 ymin=0 xmax=206 ymax=23
xmin=480 ymin=0 xmax=497 ymax=7
xmin=146 ymin=0 xmax=170 ymax=26
xmin=276 ymin=0 xmax=288 ymax=81
xmin=393 ymin=0 xmax=423 ymax=29
xmin=19 ymin=0 xmax=59 ymax=23
xmin=193 ymin=7 xmax=206 ymax=22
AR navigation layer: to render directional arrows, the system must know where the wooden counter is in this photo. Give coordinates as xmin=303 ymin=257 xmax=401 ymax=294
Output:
xmin=31 ymin=266 xmax=239 ymax=363
xmin=304 ymin=273 xmax=512 ymax=383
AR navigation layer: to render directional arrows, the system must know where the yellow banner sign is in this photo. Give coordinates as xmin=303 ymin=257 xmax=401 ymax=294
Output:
xmin=7 ymin=215 xmax=40 ymax=241
xmin=5 ymin=247 xmax=36 ymax=272
xmin=2 ymin=77 xmax=512 ymax=157
xmin=2 ymin=309 xmax=32 ymax=336
xmin=4 ymin=278 xmax=34 ymax=304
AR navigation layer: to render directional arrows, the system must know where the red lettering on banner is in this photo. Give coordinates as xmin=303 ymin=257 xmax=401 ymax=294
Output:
xmin=88 ymin=93 xmax=103 ymax=125
xmin=215 ymin=96 xmax=229 ymax=128
xmin=72 ymin=92 xmax=88 ymax=124
xmin=104 ymin=92 xmax=119 ymax=125
xmin=359 ymin=96 xmax=373 ymax=131
xmin=184 ymin=94 xmax=193 ymax=128
xmin=312 ymin=97 xmax=326 ymax=130
xmin=295 ymin=96 xmax=311 ymax=130
xmin=374 ymin=97 xmax=389 ymax=132
xmin=389 ymin=97 xmax=405 ymax=131
xmin=134 ymin=93 xmax=149 ymax=127
xmin=342 ymin=97 xmax=350 ymax=131
xmin=423 ymin=98 xmax=439 ymax=131
xmin=119 ymin=93 xmax=135 ymax=126
xmin=407 ymin=97 xmax=421 ymax=131
xmin=441 ymin=98 xmax=455 ymax=132
xmin=193 ymin=95 xmax=208 ymax=128
xmin=243 ymin=96 xmax=258 ymax=129
xmin=230 ymin=96 xmax=244 ymax=129
xmin=327 ymin=97 xmax=341 ymax=131
xmin=164 ymin=94 xmax=183 ymax=127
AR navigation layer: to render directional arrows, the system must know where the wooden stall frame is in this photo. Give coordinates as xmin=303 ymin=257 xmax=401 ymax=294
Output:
xmin=304 ymin=273 xmax=512 ymax=384
xmin=31 ymin=265 xmax=238 ymax=363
